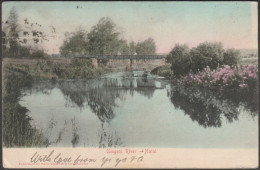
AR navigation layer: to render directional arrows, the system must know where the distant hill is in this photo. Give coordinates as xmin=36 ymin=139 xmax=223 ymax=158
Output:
xmin=237 ymin=49 xmax=258 ymax=58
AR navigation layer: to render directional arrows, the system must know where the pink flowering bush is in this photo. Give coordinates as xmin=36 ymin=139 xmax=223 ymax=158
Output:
xmin=181 ymin=65 xmax=258 ymax=90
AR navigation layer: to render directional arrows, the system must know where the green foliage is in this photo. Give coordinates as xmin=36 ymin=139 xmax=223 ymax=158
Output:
xmin=31 ymin=50 xmax=46 ymax=58
xmin=167 ymin=44 xmax=190 ymax=78
xmin=3 ymin=59 xmax=111 ymax=147
xmin=3 ymin=65 xmax=49 ymax=147
xmin=60 ymin=29 xmax=88 ymax=55
xmin=59 ymin=17 xmax=157 ymax=57
xmin=136 ymin=38 xmax=156 ymax=55
xmin=59 ymin=17 xmax=141 ymax=57
xmin=117 ymin=40 xmax=130 ymax=55
xmin=6 ymin=7 xmax=20 ymax=57
xmin=129 ymin=41 xmax=136 ymax=55
xmin=223 ymin=49 xmax=240 ymax=66
xmin=23 ymin=58 xmax=110 ymax=80
xmin=19 ymin=46 xmax=31 ymax=58
xmin=3 ymin=7 xmax=50 ymax=58
xmin=151 ymin=64 xmax=174 ymax=78
xmin=87 ymin=17 xmax=120 ymax=55
xmin=168 ymin=42 xmax=242 ymax=77
xmin=190 ymin=42 xmax=224 ymax=72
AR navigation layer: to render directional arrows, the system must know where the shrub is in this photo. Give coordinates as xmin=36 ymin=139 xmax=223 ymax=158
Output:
xmin=31 ymin=50 xmax=45 ymax=58
xmin=19 ymin=46 xmax=31 ymax=58
xmin=181 ymin=65 xmax=258 ymax=90
xmin=223 ymin=49 xmax=240 ymax=66
xmin=151 ymin=64 xmax=174 ymax=78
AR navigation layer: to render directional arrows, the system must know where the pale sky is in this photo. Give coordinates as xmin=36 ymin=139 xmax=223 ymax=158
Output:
xmin=2 ymin=1 xmax=258 ymax=54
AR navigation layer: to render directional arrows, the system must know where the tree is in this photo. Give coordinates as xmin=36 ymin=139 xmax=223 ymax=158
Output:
xmin=167 ymin=44 xmax=190 ymax=77
xmin=87 ymin=17 xmax=120 ymax=55
xmin=2 ymin=31 xmax=9 ymax=57
xmin=117 ymin=40 xmax=130 ymax=55
xmin=6 ymin=7 xmax=20 ymax=57
xmin=223 ymin=49 xmax=240 ymax=66
xmin=135 ymin=38 xmax=156 ymax=55
xmin=60 ymin=29 xmax=88 ymax=56
xmin=129 ymin=41 xmax=136 ymax=55
xmin=3 ymin=7 xmax=50 ymax=58
xmin=190 ymin=42 xmax=224 ymax=72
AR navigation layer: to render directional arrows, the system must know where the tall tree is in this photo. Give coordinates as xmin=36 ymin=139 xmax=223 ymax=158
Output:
xmin=6 ymin=7 xmax=20 ymax=57
xmin=117 ymin=40 xmax=130 ymax=55
xmin=2 ymin=31 xmax=8 ymax=56
xmin=167 ymin=44 xmax=191 ymax=77
xmin=87 ymin=17 xmax=120 ymax=55
xmin=190 ymin=42 xmax=224 ymax=72
xmin=3 ymin=7 xmax=50 ymax=58
xmin=129 ymin=41 xmax=136 ymax=55
xmin=135 ymin=38 xmax=156 ymax=55
xmin=60 ymin=28 xmax=88 ymax=56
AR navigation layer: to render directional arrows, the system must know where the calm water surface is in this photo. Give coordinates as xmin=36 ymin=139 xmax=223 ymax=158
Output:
xmin=19 ymin=71 xmax=258 ymax=148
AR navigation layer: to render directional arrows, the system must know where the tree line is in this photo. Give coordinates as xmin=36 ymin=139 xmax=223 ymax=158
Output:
xmin=59 ymin=17 xmax=156 ymax=56
xmin=2 ymin=7 xmax=240 ymax=76
xmin=2 ymin=8 xmax=157 ymax=58
xmin=166 ymin=43 xmax=240 ymax=77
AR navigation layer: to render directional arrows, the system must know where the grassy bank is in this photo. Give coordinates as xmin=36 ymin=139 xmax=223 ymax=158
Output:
xmin=3 ymin=58 xmax=111 ymax=147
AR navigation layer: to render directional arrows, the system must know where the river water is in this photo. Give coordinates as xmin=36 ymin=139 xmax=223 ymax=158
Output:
xmin=19 ymin=71 xmax=258 ymax=148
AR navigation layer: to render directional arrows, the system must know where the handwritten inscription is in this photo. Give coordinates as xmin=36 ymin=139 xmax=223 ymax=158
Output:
xmin=101 ymin=156 xmax=143 ymax=167
xmin=26 ymin=149 xmax=156 ymax=167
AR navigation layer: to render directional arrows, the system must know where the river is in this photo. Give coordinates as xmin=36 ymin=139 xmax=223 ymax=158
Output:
xmin=19 ymin=71 xmax=258 ymax=148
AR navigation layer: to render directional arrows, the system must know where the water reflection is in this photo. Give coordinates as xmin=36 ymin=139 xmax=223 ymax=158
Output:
xmin=20 ymin=72 xmax=258 ymax=148
xmin=99 ymin=122 xmax=123 ymax=148
xmin=55 ymin=74 xmax=166 ymax=122
xmin=170 ymin=85 xmax=257 ymax=128
xmin=22 ymin=72 xmax=168 ymax=147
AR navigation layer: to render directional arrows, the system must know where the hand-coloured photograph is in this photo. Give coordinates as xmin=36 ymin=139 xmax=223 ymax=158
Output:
xmin=1 ymin=1 xmax=258 ymax=169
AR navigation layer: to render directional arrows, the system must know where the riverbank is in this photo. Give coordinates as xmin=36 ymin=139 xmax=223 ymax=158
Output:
xmin=2 ymin=58 xmax=111 ymax=147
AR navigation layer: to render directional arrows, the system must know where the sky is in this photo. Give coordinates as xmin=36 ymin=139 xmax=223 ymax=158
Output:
xmin=2 ymin=1 xmax=258 ymax=54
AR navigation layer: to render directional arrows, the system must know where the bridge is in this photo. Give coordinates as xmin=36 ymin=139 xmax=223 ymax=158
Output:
xmin=63 ymin=54 xmax=164 ymax=59
xmin=62 ymin=54 xmax=166 ymax=71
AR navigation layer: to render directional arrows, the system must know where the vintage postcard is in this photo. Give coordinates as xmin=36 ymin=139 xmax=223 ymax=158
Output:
xmin=1 ymin=1 xmax=258 ymax=169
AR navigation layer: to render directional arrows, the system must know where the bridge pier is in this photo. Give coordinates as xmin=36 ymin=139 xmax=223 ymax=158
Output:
xmin=130 ymin=59 xmax=133 ymax=71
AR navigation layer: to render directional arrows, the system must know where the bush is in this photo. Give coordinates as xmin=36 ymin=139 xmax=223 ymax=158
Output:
xmin=151 ymin=64 xmax=174 ymax=78
xmin=223 ymin=49 xmax=240 ymax=66
xmin=31 ymin=50 xmax=45 ymax=58
xmin=181 ymin=65 xmax=258 ymax=90
xmin=19 ymin=46 xmax=31 ymax=58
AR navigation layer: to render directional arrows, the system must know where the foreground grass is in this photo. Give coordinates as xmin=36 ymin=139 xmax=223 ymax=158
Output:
xmin=3 ymin=58 xmax=111 ymax=147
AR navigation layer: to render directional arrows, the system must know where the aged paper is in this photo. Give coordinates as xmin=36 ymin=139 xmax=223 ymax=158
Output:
xmin=1 ymin=1 xmax=258 ymax=169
